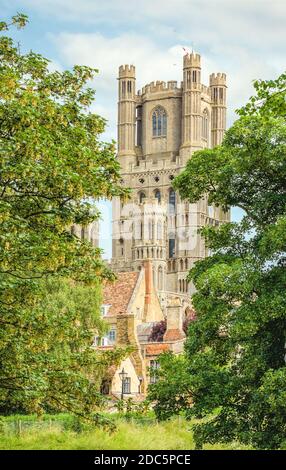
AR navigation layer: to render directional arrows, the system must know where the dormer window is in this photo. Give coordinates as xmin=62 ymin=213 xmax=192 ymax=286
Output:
xmin=152 ymin=107 xmax=167 ymax=137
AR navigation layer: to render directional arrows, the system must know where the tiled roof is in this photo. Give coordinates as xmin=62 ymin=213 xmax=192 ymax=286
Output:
xmin=145 ymin=343 xmax=170 ymax=355
xmin=103 ymin=271 xmax=139 ymax=316
xmin=164 ymin=329 xmax=185 ymax=341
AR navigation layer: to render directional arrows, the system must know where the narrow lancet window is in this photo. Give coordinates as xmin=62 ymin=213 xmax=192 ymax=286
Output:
xmin=152 ymin=107 xmax=167 ymax=137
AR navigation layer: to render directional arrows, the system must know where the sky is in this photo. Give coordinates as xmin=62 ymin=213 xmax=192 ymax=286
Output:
xmin=2 ymin=0 xmax=285 ymax=258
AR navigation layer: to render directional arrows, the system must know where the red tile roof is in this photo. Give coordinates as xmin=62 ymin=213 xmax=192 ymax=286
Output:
xmin=103 ymin=271 xmax=139 ymax=316
xmin=145 ymin=343 xmax=170 ymax=355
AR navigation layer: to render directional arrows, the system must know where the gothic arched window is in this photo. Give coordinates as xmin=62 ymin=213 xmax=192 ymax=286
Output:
xmin=168 ymin=234 xmax=175 ymax=258
xmin=152 ymin=107 xmax=167 ymax=137
xmin=139 ymin=191 xmax=146 ymax=204
xmin=169 ymin=189 xmax=176 ymax=214
xmin=154 ymin=189 xmax=161 ymax=204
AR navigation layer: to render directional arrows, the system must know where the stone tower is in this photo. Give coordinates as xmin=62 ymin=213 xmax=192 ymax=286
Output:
xmin=180 ymin=52 xmax=202 ymax=159
xmin=209 ymin=72 xmax=227 ymax=147
xmin=118 ymin=65 xmax=136 ymax=170
xmin=111 ymin=52 xmax=229 ymax=307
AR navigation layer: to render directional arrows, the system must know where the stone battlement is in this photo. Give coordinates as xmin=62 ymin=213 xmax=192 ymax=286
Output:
xmin=140 ymin=80 xmax=181 ymax=95
xmin=183 ymin=52 xmax=201 ymax=69
xmin=119 ymin=64 xmax=136 ymax=78
xmin=200 ymin=84 xmax=211 ymax=97
xmin=137 ymin=80 xmax=211 ymax=98
xmin=209 ymin=72 xmax=227 ymax=86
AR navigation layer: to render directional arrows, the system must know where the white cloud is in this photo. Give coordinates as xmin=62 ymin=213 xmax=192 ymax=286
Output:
xmin=51 ymin=32 xmax=192 ymax=141
xmin=52 ymin=27 xmax=284 ymax=135
xmin=19 ymin=0 xmax=286 ymax=44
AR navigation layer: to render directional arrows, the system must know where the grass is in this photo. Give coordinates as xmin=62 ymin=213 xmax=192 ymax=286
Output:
xmin=0 ymin=414 xmax=249 ymax=450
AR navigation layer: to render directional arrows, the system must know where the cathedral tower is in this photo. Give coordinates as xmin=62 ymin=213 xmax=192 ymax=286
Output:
xmin=111 ymin=52 xmax=229 ymax=310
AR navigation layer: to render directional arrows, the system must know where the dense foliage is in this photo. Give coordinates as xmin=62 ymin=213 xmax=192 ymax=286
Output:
xmin=149 ymin=73 xmax=286 ymax=449
xmin=148 ymin=321 xmax=166 ymax=342
xmin=0 ymin=15 xmax=126 ymax=416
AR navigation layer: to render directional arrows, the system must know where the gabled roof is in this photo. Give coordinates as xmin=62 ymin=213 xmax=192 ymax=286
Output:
xmin=103 ymin=271 xmax=140 ymax=316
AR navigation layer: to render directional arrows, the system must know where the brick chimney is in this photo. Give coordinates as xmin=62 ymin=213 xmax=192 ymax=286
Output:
xmin=144 ymin=259 xmax=152 ymax=300
xmin=143 ymin=259 xmax=152 ymax=320
xmin=164 ymin=296 xmax=185 ymax=342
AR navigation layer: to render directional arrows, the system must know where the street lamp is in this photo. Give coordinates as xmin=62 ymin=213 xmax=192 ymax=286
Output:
xmin=138 ymin=376 xmax=143 ymax=394
xmin=119 ymin=367 xmax=127 ymax=400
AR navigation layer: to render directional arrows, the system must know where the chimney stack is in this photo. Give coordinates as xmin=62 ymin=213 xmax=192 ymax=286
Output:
xmin=164 ymin=297 xmax=185 ymax=342
xmin=143 ymin=259 xmax=152 ymax=320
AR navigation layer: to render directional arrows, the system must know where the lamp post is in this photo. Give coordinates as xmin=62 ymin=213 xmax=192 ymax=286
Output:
xmin=119 ymin=367 xmax=127 ymax=400
xmin=138 ymin=376 xmax=143 ymax=394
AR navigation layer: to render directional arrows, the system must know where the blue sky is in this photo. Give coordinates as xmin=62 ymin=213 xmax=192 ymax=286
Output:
xmin=2 ymin=0 xmax=285 ymax=258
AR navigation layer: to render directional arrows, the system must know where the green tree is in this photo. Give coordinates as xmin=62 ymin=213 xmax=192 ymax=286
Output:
xmin=149 ymin=73 xmax=286 ymax=449
xmin=0 ymin=15 xmax=126 ymax=416
xmin=1 ymin=277 xmax=125 ymax=416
